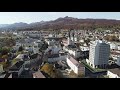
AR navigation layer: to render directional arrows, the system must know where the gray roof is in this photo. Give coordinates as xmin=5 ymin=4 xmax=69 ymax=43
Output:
xmin=48 ymin=54 xmax=59 ymax=58
xmin=9 ymin=61 xmax=24 ymax=71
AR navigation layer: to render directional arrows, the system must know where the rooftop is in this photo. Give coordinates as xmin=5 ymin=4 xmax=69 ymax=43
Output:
xmin=111 ymin=51 xmax=120 ymax=56
xmin=108 ymin=68 xmax=120 ymax=77
xmin=9 ymin=61 xmax=24 ymax=71
xmin=48 ymin=54 xmax=59 ymax=58
xmin=16 ymin=54 xmax=24 ymax=59
xmin=68 ymin=55 xmax=79 ymax=67
xmin=68 ymin=45 xmax=77 ymax=48
xmin=33 ymin=70 xmax=45 ymax=78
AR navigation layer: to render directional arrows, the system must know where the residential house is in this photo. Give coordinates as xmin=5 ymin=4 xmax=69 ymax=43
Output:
xmin=33 ymin=70 xmax=46 ymax=78
xmin=80 ymin=46 xmax=89 ymax=58
xmin=48 ymin=54 xmax=60 ymax=63
xmin=33 ymin=40 xmax=44 ymax=54
xmin=0 ymin=64 xmax=4 ymax=74
xmin=9 ymin=61 xmax=24 ymax=78
xmin=116 ymin=57 xmax=120 ymax=66
xmin=107 ymin=68 xmax=120 ymax=78
xmin=66 ymin=55 xmax=85 ymax=75
xmin=63 ymin=45 xmax=81 ymax=59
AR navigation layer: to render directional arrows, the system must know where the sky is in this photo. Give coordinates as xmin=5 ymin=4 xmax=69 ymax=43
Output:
xmin=0 ymin=12 xmax=120 ymax=24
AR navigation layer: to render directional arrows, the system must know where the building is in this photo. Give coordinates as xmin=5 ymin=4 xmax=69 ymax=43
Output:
xmin=9 ymin=61 xmax=24 ymax=78
xmin=16 ymin=54 xmax=24 ymax=61
xmin=22 ymin=31 xmax=42 ymax=38
xmin=107 ymin=68 xmax=120 ymax=78
xmin=109 ymin=42 xmax=118 ymax=50
xmin=80 ymin=46 xmax=89 ymax=58
xmin=59 ymin=50 xmax=68 ymax=61
xmin=47 ymin=51 xmax=67 ymax=63
xmin=45 ymin=45 xmax=61 ymax=55
xmin=33 ymin=40 xmax=44 ymax=54
xmin=33 ymin=70 xmax=46 ymax=78
xmin=116 ymin=57 xmax=120 ymax=66
xmin=66 ymin=55 xmax=85 ymax=75
xmin=63 ymin=45 xmax=81 ymax=59
xmin=48 ymin=54 xmax=60 ymax=63
xmin=88 ymin=40 xmax=110 ymax=68
xmin=0 ymin=64 xmax=4 ymax=73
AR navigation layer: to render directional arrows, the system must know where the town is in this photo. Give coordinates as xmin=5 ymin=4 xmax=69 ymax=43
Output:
xmin=0 ymin=27 xmax=120 ymax=78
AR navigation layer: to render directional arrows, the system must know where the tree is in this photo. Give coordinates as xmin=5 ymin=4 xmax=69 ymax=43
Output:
xmin=78 ymin=73 xmax=84 ymax=78
xmin=2 ymin=55 xmax=8 ymax=59
xmin=69 ymin=70 xmax=78 ymax=78
xmin=18 ymin=46 xmax=24 ymax=52
xmin=84 ymin=38 xmax=90 ymax=46
xmin=0 ymin=47 xmax=10 ymax=55
xmin=40 ymin=63 xmax=56 ymax=78
xmin=104 ymin=35 xmax=119 ymax=41
xmin=40 ymin=42 xmax=48 ymax=51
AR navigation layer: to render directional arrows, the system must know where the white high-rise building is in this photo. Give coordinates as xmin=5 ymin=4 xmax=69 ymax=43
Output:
xmin=88 ymin=40 xmax=110 ymax=69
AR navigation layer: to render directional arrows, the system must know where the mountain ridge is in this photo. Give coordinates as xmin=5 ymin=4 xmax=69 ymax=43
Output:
xmin=1 ymin=16 xmax=120 ymax=30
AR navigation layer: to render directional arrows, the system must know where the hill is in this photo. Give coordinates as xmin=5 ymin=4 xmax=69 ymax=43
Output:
xmin=1 ymin=16 xmax=120 ymax=31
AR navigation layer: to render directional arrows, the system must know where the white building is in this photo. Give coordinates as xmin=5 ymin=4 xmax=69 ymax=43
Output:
xmin=109 ymin=43 xmax=118 ymax=50
xmin=9 ymin=61 xmax=24 ymax=78
xmin=66 ymin=55 xmax=85 ymax=75
xmin=45 ymin=39 xmax=55 ymax=46
xmin=116 ymin=57 xmax=120 ymax=66
xmin=80 ymin=46 xmax=89 ymax=51
xmin=45 ymin=45 xmax=61 ymax=55
xmin=64 ymin=46 xmax=81 ymax=59
xmin=33 ymin=40 xmax=43 ymax=54
xmin=118 ymin=45 xmax=120 ymax=50
xmin=107 ymin=69 xmax=120 ymax=78
xmin=16 ymin=54 xmax=24 ymax=61
xmin=88 ymin=40 xmax=110 ymax=68
xmin=0 ymin=64 xmax=4 ymax=73
xmin=22 ymin=31 xmax=41 ymax=38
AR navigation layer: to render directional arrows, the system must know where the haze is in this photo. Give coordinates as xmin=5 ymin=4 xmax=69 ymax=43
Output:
xmin=0 ymin=12 xmax=120 ymax=24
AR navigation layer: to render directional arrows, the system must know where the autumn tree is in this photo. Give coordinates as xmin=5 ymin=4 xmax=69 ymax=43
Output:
xmin=0 ymin=47 xmax=10 ymax=55
xmin=2 ymin=55 xmax=8 ymax=59
xmin=40 ymin=63 xmax=57 ymax=78
xmin=104 ymin=35 xmax=119 ymax=41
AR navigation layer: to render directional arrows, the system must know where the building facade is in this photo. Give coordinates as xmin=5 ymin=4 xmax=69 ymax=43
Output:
xmin=66 ymin=55 xmax=85 ymax=75
xmin=88 ymin=40 xmax=110 ymax=68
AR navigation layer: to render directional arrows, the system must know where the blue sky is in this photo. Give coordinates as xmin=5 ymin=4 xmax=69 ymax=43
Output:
xmin=0 ymin=12 xmax=120 ymax=24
